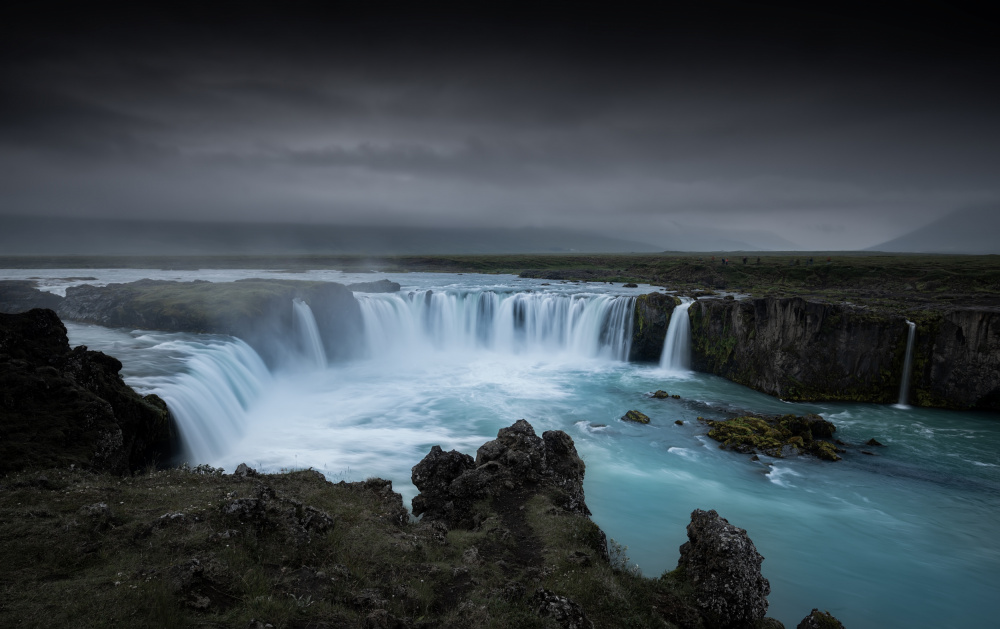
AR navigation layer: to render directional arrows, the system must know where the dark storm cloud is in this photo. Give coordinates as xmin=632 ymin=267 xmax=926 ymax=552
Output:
xmin=2 ymin=2 xmax=999 ymax=250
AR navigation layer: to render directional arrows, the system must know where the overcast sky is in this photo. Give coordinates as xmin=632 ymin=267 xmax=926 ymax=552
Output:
xmin=2 ymin=3 xmax=998 ymax=251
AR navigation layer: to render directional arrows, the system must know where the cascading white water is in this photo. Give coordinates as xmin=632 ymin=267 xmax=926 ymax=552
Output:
xmin=357 ymin=290 xmax=635 ymax=360
xmin=149 ymin=338 xmax=271 ymax=462
xmin=292 ymin=298 xmax=328 ymax=368
xmin=897 ymin=320 xmax=916 ymax=407
xmin=660 ymin=298 xmax=694 ymax=371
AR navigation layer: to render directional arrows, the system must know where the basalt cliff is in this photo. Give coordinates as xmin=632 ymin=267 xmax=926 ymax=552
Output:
xmin=683 ymin=297 xmax=1000 ymax=410
xmin=623 ymin=289 xmax=999 ymax=410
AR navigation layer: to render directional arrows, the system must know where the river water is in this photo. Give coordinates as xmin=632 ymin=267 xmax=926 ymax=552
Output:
xmin=6 ymin=268 xmax=999 ymax=628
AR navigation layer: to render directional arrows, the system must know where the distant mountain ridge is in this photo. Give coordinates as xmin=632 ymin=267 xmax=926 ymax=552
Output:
xmin=869 ymin=207 xmax=1000 ymax=254
xmin=0 ymin=216 xmax=664 ymax=255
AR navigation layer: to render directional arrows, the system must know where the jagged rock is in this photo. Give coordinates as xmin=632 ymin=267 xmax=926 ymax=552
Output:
xmin=865 ymin=438 xmax=884 ymax=447
xmin=797 ymin=608 xmax=845 ymax=629
xmin=234 ymin=463 xmax=259 ymax=477
xmin=677 ymin=509 xmax=770 ymax=629
xmin=0 ymin=308 xmax=178 ymax=474
xmin=621 ymin=410 xmax=650 ymax=424
xmin=411 ymin=419 xmax=590 ymax=528
xmin=219 ymin=480 xmax=336 ymax=543
xmin=532 ymin=588 xmax=594 ymax=629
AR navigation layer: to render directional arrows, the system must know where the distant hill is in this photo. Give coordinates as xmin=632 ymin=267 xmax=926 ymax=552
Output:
xmin=869 ymin=207 xmax=1000 ymax=254
xmin=0 ymin=216 xmax=665 ymax=255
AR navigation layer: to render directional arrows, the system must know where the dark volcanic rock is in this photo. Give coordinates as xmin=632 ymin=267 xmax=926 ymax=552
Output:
xmin=0 ymin=309 xmax=178 ymax=474
xmin=629 ymin=292 xmax=677 ymax=362
xmin=677 ymin=509 xmax=770 ymax=629
xmin=797 ymin=608 xmax=845 ymax=629
xmin=533 ymin=588 xmax=594 ymax=629
xmin=411 ymin=419 xmax=590 ymax=529
xmin=0 ymin=280 xmax=64 ymax=313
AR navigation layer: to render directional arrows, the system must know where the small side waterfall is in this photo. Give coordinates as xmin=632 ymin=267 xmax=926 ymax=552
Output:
xmin=292 ymin=298 xmax=328 ymax=368
xmin=897 ymin=320 xmax=916 ymax=407
xmin=660 ymin=298 xmax=694 ymax=371
xmin=151 ymin=338 xmax=272 ymax=462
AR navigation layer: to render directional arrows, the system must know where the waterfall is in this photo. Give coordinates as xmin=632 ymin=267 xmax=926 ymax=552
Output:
xmin=660 ymin=298 xmax=694 ymax=371
xmin=292 ymin=298 xmax=328 ymax=368
xmin=150 ymin=338 xmax=272 ymax=463
xmin=356 ymin=290 xmax=635 ymax=360
xmin=897 ymin=320 xmax=916 ymax=407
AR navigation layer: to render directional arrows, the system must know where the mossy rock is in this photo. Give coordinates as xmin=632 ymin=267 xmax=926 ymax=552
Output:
xmin=706 ymin=414 xmax=840 ymax=462
xmin=622 ymin=410 xmax=651 ymax=424
xmin=652 ymin=390 xmax=671 ymax=399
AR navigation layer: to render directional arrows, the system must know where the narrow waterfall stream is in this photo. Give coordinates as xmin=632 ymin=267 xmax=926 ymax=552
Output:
xmin=660 ymin=298 xmax=693 ymax=371
xmin=896 ymin=320 xmax=916 ymax=407
xmin=292 ymin=298 xmax=328 ymax=368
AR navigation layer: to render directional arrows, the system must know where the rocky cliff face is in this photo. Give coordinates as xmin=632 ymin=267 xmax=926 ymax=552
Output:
xmin=629 ymin=292 xmax=676 ymax=362
xmin=0 ymin=308 xmax=178 ymax=474
xmin=912 ymin=308 xmax=1000 ymax=409
xmin=689 ymin=297 xmax=909 ymax=404
xmin=56 ymin=279 xmax=363 ymax=366
xmin=689 ymin=297 xmax=1000 ymax=409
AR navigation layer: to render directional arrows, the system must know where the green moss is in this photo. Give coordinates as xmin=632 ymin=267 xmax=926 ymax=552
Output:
xmin=706 ymin=414 xmax=840 ymax=461
xmin=622 ymin=410 xmax=651 ymax=424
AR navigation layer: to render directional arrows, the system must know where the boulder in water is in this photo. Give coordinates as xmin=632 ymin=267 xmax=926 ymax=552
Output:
xmin=621 ymin=410 xmax=651 ymax=424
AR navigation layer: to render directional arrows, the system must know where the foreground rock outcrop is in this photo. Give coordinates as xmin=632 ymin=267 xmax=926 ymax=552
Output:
xmin=411 ymin=419 xmax=591 ymax=529
xmin=678 ymin=509 xmax=771 ymax=628
xmin=0 ymin=308 xmax=177 ymax=474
